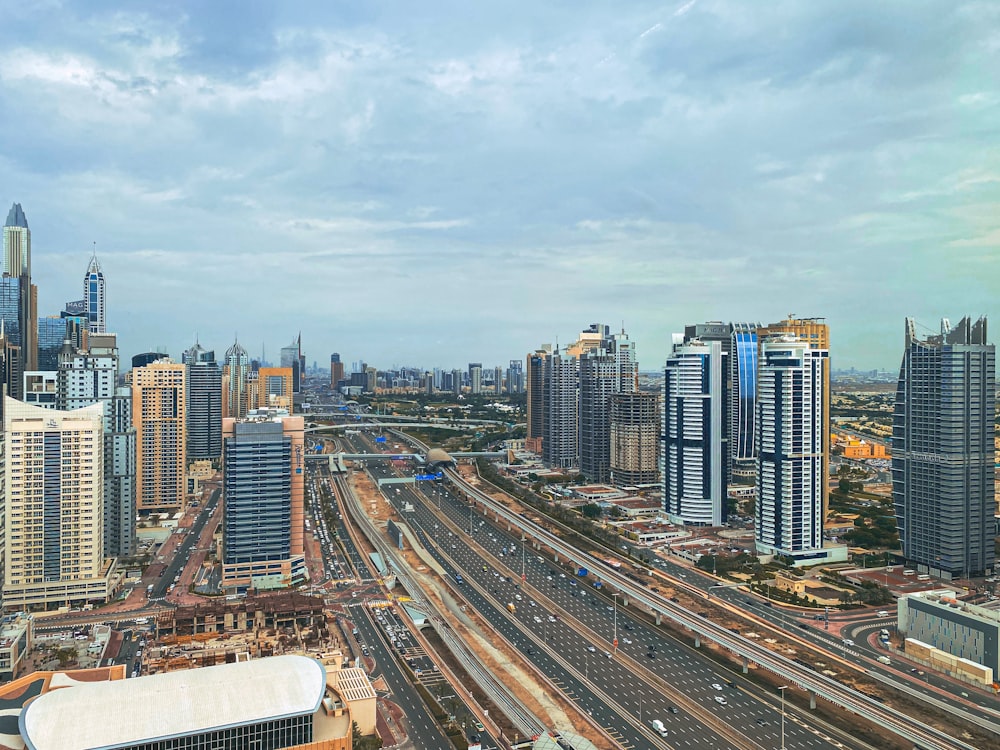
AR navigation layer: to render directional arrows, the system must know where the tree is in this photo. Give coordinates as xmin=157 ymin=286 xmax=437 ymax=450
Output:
xmin=352 ymin=720 xmax=383 ymax=749
xmin=580 ymin=503 xmax=603 ymax=519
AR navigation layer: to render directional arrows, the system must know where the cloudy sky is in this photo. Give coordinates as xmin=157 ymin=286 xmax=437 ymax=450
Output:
xmin=2 ymin=1 xmax=997 ymax=372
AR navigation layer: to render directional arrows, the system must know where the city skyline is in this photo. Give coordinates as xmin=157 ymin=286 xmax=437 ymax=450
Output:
xmin=1 ymin=3 xmax=997 ymax=369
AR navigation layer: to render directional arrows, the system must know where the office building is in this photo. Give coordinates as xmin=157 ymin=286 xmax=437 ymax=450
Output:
xmin=36 ymin=317 xmax=68 ymax=371
xmin=132 ymin=352 xmax=163 ymax=369
xmin=330 ymin=353 xmax=344 ymax=389
xmin=450 ymin=368 xmax=462 ymax=396
xmin=610 ymin=392 xmax=660 ymax=486
xmin=184 ymin=343 xmax=222 ymax=463
xmin=755 ymin=336 xmax=827 ymax=562
xmin=84 ymin=253 xmax=106 ymax=334
xmin=893 ymin=316 xmax=995 ymax=579
xmin=258 ymin=366 xmax=295 ymax=410
xmin=663 ymin=336 xmax=728 ymax=526
xmin=132 ymin=360 xmax=186 ymax=513
xmin=280 ymin=335 xmax=302 ymax=394
xmin=542 ymin=349 xmax=578 ymax=470
xmin=2 ymin=398 xmax=119 ymax=609
xmin=222 ymin=409 xmax=305 ymax=590
xmin=758 ymin=316 xmax=830 ymax=519
xmin=223 ymin=340 xmax=250 ymax=419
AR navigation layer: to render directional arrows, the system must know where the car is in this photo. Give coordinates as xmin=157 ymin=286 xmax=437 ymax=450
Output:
xmin=646 ymin=652 xmax=656 ymax=659
xmin=711 ymin=683 xmax=723 ymax=691
xmin=714 ymin=696 xmax=727 ymax=705
xmin=603 ymin=651 xmax=612 ymax=659
xmin=622 ymin=637 xmax=632 ymax=644
xmin=755 ymin=718 xmax=770 ymax=727
xmin=668 ymin=706 xmax=679 ymax=714
xmin=587 ymin=646 xmax=597 ymax=653
xmin=547 ymin=615 xmax=557 ymax=622
xmin=474 ymin=721 xmax=484 ymax=732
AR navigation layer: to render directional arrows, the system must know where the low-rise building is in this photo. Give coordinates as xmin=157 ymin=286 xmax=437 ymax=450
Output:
xmin=898 ymin=589 xmax=1000 ymax=687
xmin=0 ymin=613 xmax=33 ymax=682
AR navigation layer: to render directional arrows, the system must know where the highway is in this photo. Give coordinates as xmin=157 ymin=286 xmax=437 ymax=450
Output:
xmin=349 ymin=434 xmax=840 ymax=750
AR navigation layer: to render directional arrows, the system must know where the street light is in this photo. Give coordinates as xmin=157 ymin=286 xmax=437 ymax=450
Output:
xmin=778 ymin=685 xmax=788 ymax=750
xmin=612 ymin=592 xmax=619 ymax=653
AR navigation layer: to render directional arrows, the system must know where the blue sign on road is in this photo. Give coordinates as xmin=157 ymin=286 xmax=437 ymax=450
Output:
xmin=415 ymin=473 xmax=444 ymax=481
xmin=375 ymin=436 xmax=387 ymax=443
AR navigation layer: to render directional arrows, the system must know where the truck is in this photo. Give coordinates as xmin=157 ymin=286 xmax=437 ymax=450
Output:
xmin=650 ymin=719 xmax=668 ymax=737
xmin=577 ymin=567 xmax=588 ymax=576
xmin=507 ymin=603 xmax=516 ymax=614
xmin=878 ymin=656 xmax=891 ymax=665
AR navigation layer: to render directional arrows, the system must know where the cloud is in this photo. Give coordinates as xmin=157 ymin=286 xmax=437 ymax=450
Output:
xmin=1 ymin=0 xmax=997 ymax=370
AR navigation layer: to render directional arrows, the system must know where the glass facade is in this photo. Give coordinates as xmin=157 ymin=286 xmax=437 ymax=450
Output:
xmin=731 ymin=324 xmax=758 ymax=462
xmin=37 ymin=317 xmax=67 ymax=371
xmin=0 ymin=276 xmax=22 ymax=345
xmin=111 ymin=713 xmax=311 ymax=750
xmin=224 ymin=421 xmax=292 ymax=566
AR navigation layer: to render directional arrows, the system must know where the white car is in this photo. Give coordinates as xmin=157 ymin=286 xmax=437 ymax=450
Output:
xmin=711 ymin=683 xmax=723 ymax=690
xmin=714 ymin=696 xmax=727 ymax=705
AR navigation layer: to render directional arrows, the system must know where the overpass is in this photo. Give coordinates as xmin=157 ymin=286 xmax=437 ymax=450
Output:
xmin=306 ymin=422 xmax=473 ymax=433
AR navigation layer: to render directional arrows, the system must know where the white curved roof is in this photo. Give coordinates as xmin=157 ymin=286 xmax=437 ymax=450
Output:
xmin=21 ymin=655 xmax=326 ymax=750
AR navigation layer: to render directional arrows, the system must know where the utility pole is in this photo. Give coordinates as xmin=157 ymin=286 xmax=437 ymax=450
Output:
xmin=778 ymin=685 xmax=788 ymax=750
xmin=612 ymin=592 xmax=619 ymax=653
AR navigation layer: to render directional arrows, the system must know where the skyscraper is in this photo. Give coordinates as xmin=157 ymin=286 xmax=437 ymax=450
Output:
xmin=542 ymin=349 xmax=578 ymax=470
xmin=330 ymin=353 xmax=344 ymax=389
xmin=223 ymin=340 xmax=250 ymax=420
xmin=893 ymin=316 xmax=995 ymax=579
xmin=755 ymin=336 xmax=826 ymax=562
xmin=730 ymin=322 xmax=759 ymax=480
xmin=222 ymin=409 xmax=305 ymax=591
xmin=2 ymin=397 xmax=118 ymax=609
xmin=280 ymin=335 xmax=302 ymax=394
xmin=84 ymin=253 xmax=106 ymax=334
xmin=58 ymin=333 xmax=135 ymax=557
xmin=257 ymin=367 xmax=295 ymax=410
xmin=663 ymin=336 xmax=728 ymax=526
xmin=610 ymin=392 xmax=660 ymax=487
xmin=506 ymin=359 xmax=524 ymax=395
xmin=469 ymin=363 xmax=483 ymax=394
xmin=36 ymin=316 xmax=68 ymax=372
xmin=757 ymin=316 xmax=830 ymax=519
xmin=579 ymin=327 xmax=637 ymax=482
xmin=184 ymin=343 xmax=222 ymax=463
xmin=132 ymin=360 xmax=187 ymax=513
xmin=3 ymin=203 xmax=36 ymax=374
xmin=525 ymin=347 xmax=550 ymax=453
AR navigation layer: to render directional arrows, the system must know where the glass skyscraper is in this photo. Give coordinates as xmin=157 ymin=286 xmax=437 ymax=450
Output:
xmin=84 ymin=254 xmax=106 ymax=334
xmin=893 ymin=316 xmax=995 ymax=579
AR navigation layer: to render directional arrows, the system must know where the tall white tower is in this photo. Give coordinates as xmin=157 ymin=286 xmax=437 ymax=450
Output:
xmin=755 ymin=335 xmax=827 ymax=561
xmin=84 ymin=252 xmax=106 ymax=334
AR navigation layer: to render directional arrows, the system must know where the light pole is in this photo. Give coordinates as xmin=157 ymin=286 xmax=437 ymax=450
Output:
xmin=521 ymin=534 xmax=526 ymax=584
xmin=778 ymin=685 xmax=788 ymax=750
xmin=612 ymin=592 xmax=619 ymax=653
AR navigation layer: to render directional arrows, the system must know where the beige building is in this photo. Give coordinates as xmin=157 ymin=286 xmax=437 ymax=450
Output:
xmin=132 ymin=360 xmax=187 ymax=513
xmin=257 ymin=367 xmax=295 ymax=410
xmin=2 ymin=398 xmax=119 ymax=610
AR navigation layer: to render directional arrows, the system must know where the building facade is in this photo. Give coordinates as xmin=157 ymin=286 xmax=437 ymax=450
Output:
xmin=663 ymin=336 xmax=728 ymax=526
xmin=609 ymin=392 xmax=660 ymax=486
xmin=184 ymin=343 xmax=222 ymax=463
xmin=525 ymin=347 xmax=549 ymax=453
xmin=84 ymin=254 xmax=106 ymax=334
xmin=257 ymin=367 xmax=295 ymax=410
xmin=892 ymin=316 xmax=995 ymax=579
xmin=755 ymin=336 xmax=826 ymax=561
xmin=542 ymin=350 xmax=578 ymax=470
xmin=3 ymin=204 xmax=36 ymax=375
xmin=223 ymin=340 xmax=250 ymax=420
xmin=132 ymin=360 xmax=187 ymax=513
xmin=2 ymin=398 xmax=118 ymax=609
xmin=330 ymin=353 xmax=344 ymax=389
xmin=222 ymin=410 xmax=305 ymax=590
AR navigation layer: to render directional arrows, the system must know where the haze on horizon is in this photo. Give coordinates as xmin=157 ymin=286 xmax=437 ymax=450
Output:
xmin=1 ymin=1 xmax=997 ymax=371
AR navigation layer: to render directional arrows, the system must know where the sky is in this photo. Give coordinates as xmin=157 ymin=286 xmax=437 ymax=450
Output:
xmin=1 ymin=1 xmax=998 ymax=372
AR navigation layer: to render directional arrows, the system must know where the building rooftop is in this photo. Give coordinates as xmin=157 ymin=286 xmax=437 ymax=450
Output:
xmin=332 ymin=667 xmax=377 ymax=703
xmin=20 ymin=655 xmax=325 ymax=750
xmin=4 ymin=204 xmax=27 ymax=229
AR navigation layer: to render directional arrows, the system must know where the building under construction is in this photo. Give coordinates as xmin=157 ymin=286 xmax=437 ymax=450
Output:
xmin=156 ymin=591 xmax=326 ymax=638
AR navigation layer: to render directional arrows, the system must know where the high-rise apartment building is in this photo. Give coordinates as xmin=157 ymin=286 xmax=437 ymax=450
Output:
xmin=579 ymin=327 xmax=638 ymax=482
xmin=610 ymin=392 xmax=660 ymax=486
xmin=663 ymin=336 xmax=729 ymax=526
xmin=222 ymin=409 xmax=305 ymax=590
xmin=542 ymin=349 xmax=578 ymax=470
xmin=755 ymin=336 xmax=826 ymax=562
xmin=330 ymin=353 xmax=344 ymax=389
xmin=525 ymin=347 xmax=550 ymax=454
xmin=59 ymin=333 xmax=136 ymax=557
xmin=506 ymin=359 xmax=524 ymax=394
xmin=183 ymin=343 xmax=222 ymax=463
xmin=2 ymin=398 xmax=118 ymax=609
xmin=450 ymin=368 xmax=462 ymax=396
xmin=494 ymin=365 xmax=503 ymax=394
xmin=84 ymin=253 xmax=106 ymax=334
xmin=222 ymin=340 xmax=249 ymax=420
xmin=893 ymin=316 xmax=995 ymax=579
xmin=132 ymin=360 xmax=186 ymax=513
xmin=468 ymin=363 xmax=483 ymax=395
xmin=758 ymin=316 xmax=830 ymax=519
